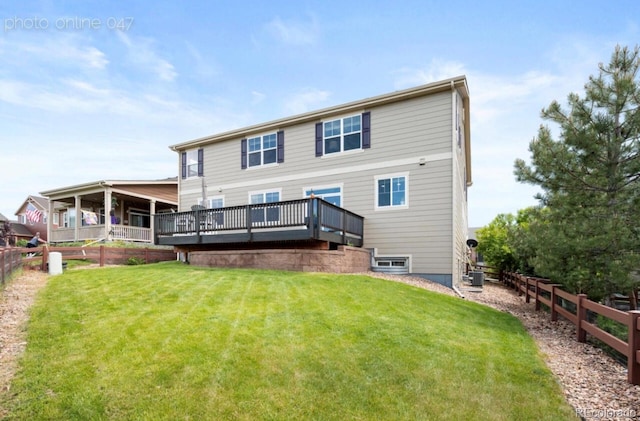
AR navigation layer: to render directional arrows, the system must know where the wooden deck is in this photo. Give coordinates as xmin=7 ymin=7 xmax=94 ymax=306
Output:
xmin=154 ymin=198 xmax=364 ymax=248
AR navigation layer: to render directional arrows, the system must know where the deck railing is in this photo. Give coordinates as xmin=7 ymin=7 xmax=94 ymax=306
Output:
xmin=49 ymin=225 xmax=152 ymax=243
xmin=154 ymin=198 xmax=364 ymax=245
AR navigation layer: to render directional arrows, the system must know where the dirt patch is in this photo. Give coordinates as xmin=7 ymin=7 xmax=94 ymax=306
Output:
xmin=0 ymin=270 xmax=49 ymax=416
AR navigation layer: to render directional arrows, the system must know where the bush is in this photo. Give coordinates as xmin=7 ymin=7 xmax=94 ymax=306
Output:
xmin=126 ymin=257 xmax=146 ymax=266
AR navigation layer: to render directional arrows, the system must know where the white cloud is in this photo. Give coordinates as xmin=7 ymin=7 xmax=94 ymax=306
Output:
xmin=184 ymin=42 xmax=219 ymax=79
xmin=266 ymin=15 xmax=319 ymax=46
xmin=282 ymin=88 xmax=331 ymax=114
xmin=251 ymin=91 xmax=266 ymax=105
xmin=392 ymin=60 xmax=467 ymax=89
xmin=0 ymin=34 xmax=108 ymax=70
xmin=116 ymin=32 xmax=177 ymax=82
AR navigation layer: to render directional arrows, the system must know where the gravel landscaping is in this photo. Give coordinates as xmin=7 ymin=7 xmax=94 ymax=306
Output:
xmin=1 ymin=269 xmax=639 ymax=420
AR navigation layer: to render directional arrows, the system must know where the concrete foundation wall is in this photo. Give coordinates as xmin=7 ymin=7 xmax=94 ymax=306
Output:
xmin=188 ymin=246 xmax=371 ymax=273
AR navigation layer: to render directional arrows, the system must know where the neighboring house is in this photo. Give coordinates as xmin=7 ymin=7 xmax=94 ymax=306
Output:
xmin=14 ymin=195 xmax=50 ymax=241
xmin=156 ymin=77 xmax=471 ymax=288
xmin=0 ymin=210 xmax=38 ymax=245
xmin=40 ymin=179 xmax=178 ymax=244
xmin=9 ymin=222 xmax=36 ymax=244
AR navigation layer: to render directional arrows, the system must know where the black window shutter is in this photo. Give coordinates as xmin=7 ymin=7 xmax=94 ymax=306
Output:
xmin=277 ymin=130 xmax=284 ymax=163
xmin=241 ymin=138 xmax=247 ymax=169
xmin=197 ymin=148 xmax=204 ymax=177
xmin=362 ymin=111 xmax=371 ymax=149
xmin=315 ymin=123 xmax=323 ymax=157
xmin=181 ymin=151 xmax=187 ymax=179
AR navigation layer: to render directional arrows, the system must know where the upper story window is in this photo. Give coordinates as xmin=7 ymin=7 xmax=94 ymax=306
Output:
xmin=181 ymin=148 xmax=203 ymax=179
xmin=248 ymin=133 xmax=277 ymax=167
xmin=316 ymin=111 xmax=370 ymax=157
xmin=375 ymin=173 xmax=408 ymax=210
xmin=241 ymin=131 xmax=284 ymax=169
xmin=324 ymin=115 xmax=361 ymax=154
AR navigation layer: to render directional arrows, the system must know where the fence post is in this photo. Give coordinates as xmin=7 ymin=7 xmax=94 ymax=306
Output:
xmin=535 ymin=279 xmax=542 ymax=311
xmin=41 ymin=247 xmax=48 ymax=272
xmin=628 ymin=311 xmax=640 ymax=385
xmin=550 ymin=285 xmax=558 ymax=322
xmin=100 ymin=245 xmax=105 ymax=267
xmin=1 ymin=249 xmax=5 ymax=285
xmin=525 ymin=277 xmax=531 ymax=303
xmin=145 ymin=247 xmax=150 ymax=264
xmin=576 ymin=293 xmax=588 ymax=343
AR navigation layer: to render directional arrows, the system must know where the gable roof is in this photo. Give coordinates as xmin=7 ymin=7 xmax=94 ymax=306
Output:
xmin=170 ymin=76 xmax=470 ymax=153
xmin=14 ymin=195 xmax=49 ymax=216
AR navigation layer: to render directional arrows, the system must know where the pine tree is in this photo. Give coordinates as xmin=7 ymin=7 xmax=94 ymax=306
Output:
xmin=514 ymin=45 xmax=640 ymax=308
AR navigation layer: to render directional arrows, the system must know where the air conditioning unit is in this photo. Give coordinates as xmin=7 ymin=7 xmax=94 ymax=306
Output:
xmin=470 ymin=271 xmax=484 ymax=287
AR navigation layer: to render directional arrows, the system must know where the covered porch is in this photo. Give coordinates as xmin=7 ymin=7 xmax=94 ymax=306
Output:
xmin=154 ymin=198 xmax=364 ymax=249
xmin=41 ymin=179 xmax=178 ymax=244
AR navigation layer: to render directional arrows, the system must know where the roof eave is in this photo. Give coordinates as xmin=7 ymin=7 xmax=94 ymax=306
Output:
xmin=170 ymin=76 xmax=469 ymax=151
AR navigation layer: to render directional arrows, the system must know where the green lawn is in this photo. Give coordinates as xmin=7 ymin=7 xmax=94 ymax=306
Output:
xmin=4 ymin=262 xmax=578 ymax=420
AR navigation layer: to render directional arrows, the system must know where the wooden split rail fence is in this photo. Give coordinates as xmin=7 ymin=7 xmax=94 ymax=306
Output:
xmin=2 ymin=246 xmax=177 ymax=279
xmin=478 ymin=267 xmax=640 ymax=386
xmin=0 ymin=247 xmax=22 ymax=285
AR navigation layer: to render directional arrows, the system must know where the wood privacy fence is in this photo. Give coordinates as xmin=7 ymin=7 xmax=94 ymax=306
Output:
xmin=20 ymin=246 xmax=177 ymax=271
xmin=478 ymin=267 xmax=640 ymax=386
xmin=1 ymin=247 xmax=22 ymax=285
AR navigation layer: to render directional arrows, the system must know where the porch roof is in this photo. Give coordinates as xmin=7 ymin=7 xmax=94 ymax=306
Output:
xmin=40 ymin=178 xmax=178 ymax=206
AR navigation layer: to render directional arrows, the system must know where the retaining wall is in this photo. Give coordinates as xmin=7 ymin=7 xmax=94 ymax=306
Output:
xmin=188 ymin=246 xmax=371 ymax=273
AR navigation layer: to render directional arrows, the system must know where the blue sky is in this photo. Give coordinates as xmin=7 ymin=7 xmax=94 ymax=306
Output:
xmin=1 ymin=1 xmax=638 ymax=227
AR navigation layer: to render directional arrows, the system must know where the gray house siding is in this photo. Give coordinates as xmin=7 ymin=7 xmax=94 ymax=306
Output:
xmin=172 ymin=77 xmax=470 ymax=287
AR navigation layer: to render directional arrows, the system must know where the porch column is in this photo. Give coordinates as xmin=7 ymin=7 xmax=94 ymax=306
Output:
xmin=47 ymin=199 xmax=53 ymax=244
xmin=104 ymin=189 xmax=112 ymax=241
xmin=74 ymin=195 xmax=81 ymax=242
xmin=150 ymin=200 xmax=156 ymax=243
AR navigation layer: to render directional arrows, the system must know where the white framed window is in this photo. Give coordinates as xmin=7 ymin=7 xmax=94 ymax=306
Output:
xmin=324 ymin=114 xmax=361 ymax=154
xmin=375 ymin=173 xmax=408 ymax=210
xmin=207 ymin=196 xmax=224 ymax=209
xmin=208 ymin=196 xmax=225 ymax=225
xmin=249 ymin=189 xmax=281 ymax=224
xmin=303 ymin=185 xmax=343 ymax=207
xmin=64 ymin=208 xmax=76 ymax=228
xmin=53 ymin=212 xmax=59 ymax=226
xmin=248 ymin=133 xmax=277 ymax=167
xmin=185 ymin=149 xmax=200 ymax=178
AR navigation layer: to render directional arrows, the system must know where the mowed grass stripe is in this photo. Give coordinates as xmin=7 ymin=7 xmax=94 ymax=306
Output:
xmin=5 ymin=262 xmax=578 ymax=420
